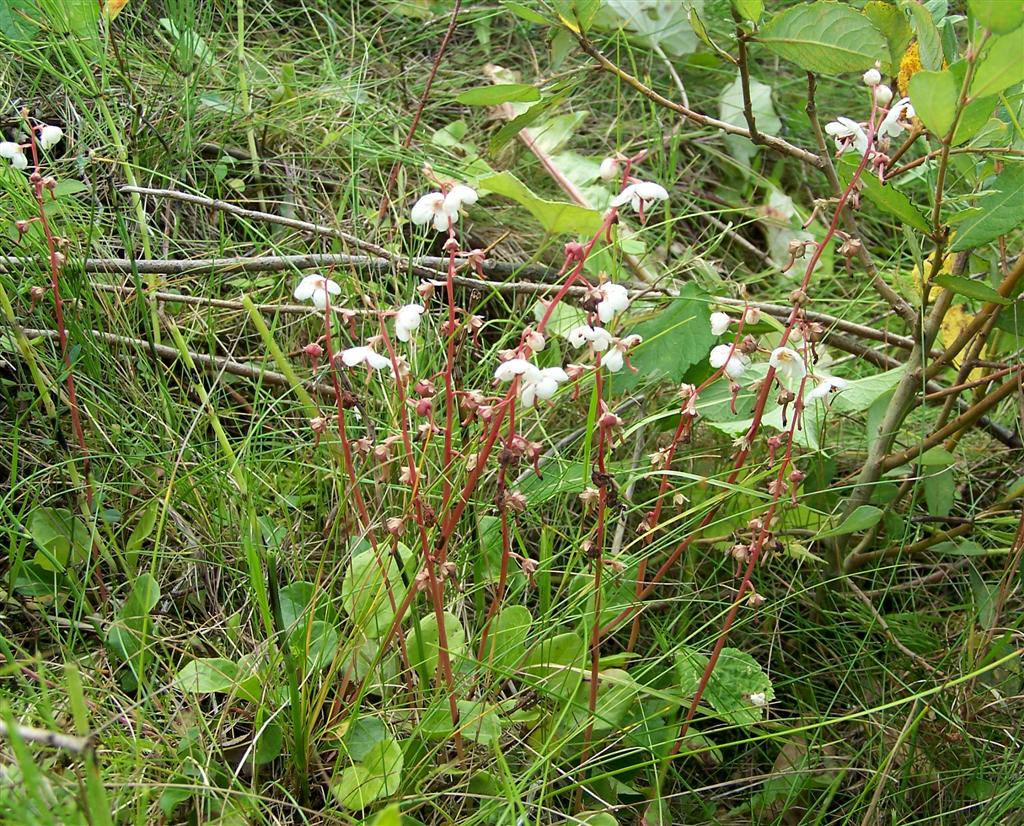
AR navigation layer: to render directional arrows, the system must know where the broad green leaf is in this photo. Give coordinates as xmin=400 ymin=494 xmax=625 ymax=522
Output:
xmin=864 ymin=1 xmax=913 ymax=72
xmin=971 ymin=34 xmax=1024 ymax=100
xmin=456 ymin=84 xmax=540 ymax=106
xmin=530 ymin=111 xmax=587 ymax=155
xmin=478 ymin=171 xmax=603 ymax=235
xmin=552 ymin=0 xmax=600 ymax=32
xmin=341 ymin=544 xmax=410 ymax=638
xmin=586 ymin=669 xmax=638 ymax=733
xmin=732 ymin=0 xmax=763 ymax=25
xmin=299 ymin=620 xmax=340 ymax=670
xmin=969 ymin=0 xmax=1024 ymax=34
xmin=829 ymin=368 xmax=906 ymax=415
xmin=602 ymin=0 xmax=702 ymax=56
xmin=578 ymin=812 xmax=618 ymax=826
xmin=611 ymin=284 xmax=715 ymax=392
xmin=838 ymin=155 xmax=929 ymax=232
xmin=489 ymin=86 xmax=575 ymax=153
xmin=815 ymin=505 xmax=883 ymax=538
xmin=924 ymin=466 xmax=955 ymax=517
xmin=331 ymin=736 xmax=403 ymax=809
xmin=950 ymin=164 xmax=1024 ymax=251
xmin=932 ymin=274 xmax=1010 ymax=304
xmin=341 ymin=716 xmax=387 ymax=761
xmin=523 ymin=632 xmax=585 ymax=700
xmin=457 ymin=700 xmax=503 ymax=746
xmin=676 ymin=647 xmax=774 ymax=726
xmin=908 ymin=69 xmax=958 ymax=137
xmin=0 ymin=0 xmax=39 ymax=39
xmin=718 ymin=74 xmax=782 ymax=168
xmin=930 ymin=539 xmax=988 ymax=556
xmin=409 ymin=611 xmax=465 ymax=679
xmin=757 ymin=2 xmax=887 ymax=75
xmin=173 ymin=658 xmax=240 ymax=693
xmin=904 ymin=0 xmax=943 ymax=70
xmin=502 ymin=1 xmax=553 ymax=26
xmin=124 ymin=501 xmax=159 ymax=555
xmin=481 ymin=605 xmax=531 ymax=674
xmin=106 ymin=574 xmax=160 ymax=666
xmin=366 ymin=804 xmax=402 ymax=826
xmin=28 ymin=507 xmax=91 ymax=571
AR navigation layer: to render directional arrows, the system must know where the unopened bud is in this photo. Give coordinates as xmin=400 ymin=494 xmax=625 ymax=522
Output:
xmin=874 ymin=84 xmax=893 ymax=106
xmin=309 ymin=416 xmax=328 ymax=434
xmin=743 ymin=307 xmax=761 ymax=325
xmin=303 ymin=342 xmax=324 ymax=359
xmin=862 ymin=66 xmax=882 ymax=87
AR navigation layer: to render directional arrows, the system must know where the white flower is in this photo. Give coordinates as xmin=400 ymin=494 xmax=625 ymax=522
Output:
xmin=862 ymin=67 xmax=881 ymax=87
xmin=824 ymin=117 xmax=869 ymax=156
xmin=598 ymin=157 xmax=620 ymax=181
xmin=806 ymin=374 xmax=849 ymax=401
xmin=749 ymin=691 xmax=767 ymax=707
xmin=878 ymin=97 xmax=915 ymax=139
xmin=609 ymin=180 xmax=669 ymax=214
xmin=494 ymin=358 xmax=541 ymax=384
xmin=769 ymin=346 xmax=807 ymax=389
xmin=0 ymin=141 xmax=27 ymax=170
xmin=602 ymin=347 xmax=624 ymax=373
xmin=567 ymin=324 xmax=613 ymax=352
xmin=293 ymin=274 xmax=342 ymax=310
xmin=410 ymin=192 xmax=452 ymax=233
xmin=520 ymin=367 xmax=568 ymax=408
xmin=394 ymin=303 xmax=424 ymax=342
xmin=39 ymin=124 xmax=63 ymax=151
xmin=596 ymin=283 xmax=630 ymax=324
xmin=874 ymin=84 xmax=893 ymax=107
xmin=710 ymin=312 xmax=731 ymax=336
xmin=341 ymin=346 xmax=391 ymax=371
xmin=709 ymin=343 xmax=749 ymax=379
xmin=443 ymin=184 xmax=478 ymax=213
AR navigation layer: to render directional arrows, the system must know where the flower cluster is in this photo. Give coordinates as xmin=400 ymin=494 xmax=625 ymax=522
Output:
xmin=0 ymin=122 xmax=63 ymax=170
xmin=494 ymin=358 xmax=569 ymax=408
xmin=410 ymin=184 xmax=478 ymax=233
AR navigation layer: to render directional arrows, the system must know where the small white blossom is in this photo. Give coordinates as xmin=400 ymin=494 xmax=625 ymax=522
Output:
xmin=444 ymin=184 xmax=478 ymax=213
xmin=596 ymin=282 xmax=630 ymax=324
xmin=293 ymin=274 xmax=342 ymax=310
xmin=0 ymin=141 xmax=27 ymax=170
xmin=567 ymin=324 xmax=613 ymax=352
xmin=341 ymin=346 xmax=391 ymax=371
xmin=394 ymin=303 xmax=425 ymax=342
xmin=602 ymin=347 xmax=624 ymax=373
xmin=749 ymin=691 xmax=767 ymax=707
xmin=39 ymin=124 xmax=63 ymax=151
xmin=824 ymin=117 xmax=869 ymax=156
xmin=598 ymin=157 xmax=620 ymax=181
xmin=710 ymin=311 xmax=731 ymax=336
xmin=769 ymin=346 xmax=807 ymax=389
xmin=524 ymin=329 xmax=546 ymax=352
xmin=410 ymin=192 xmax=451 ymax=233
xmin=874 ymin=84 xmax=893 ymax=107
xmin=806 ymin=374 xmax=849 ymax=401
xmin=494 ymin=358 xmax=541 ymax=384
xmin=878 ymin=97 xmax=915 ymax=139
xmin=709 ymin=343 xmax=749 ymax=379
xmin=862 ymin=67 xmax=881 ymax=87
xmin=520 ymin=367 xmax=569 ymax=408
xmin=609 ymin=180 xmax=669 ymax=214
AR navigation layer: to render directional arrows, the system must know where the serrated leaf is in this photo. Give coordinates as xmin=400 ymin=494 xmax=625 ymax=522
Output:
xmin=478 ymin=171 xmax=603 ymax=235
xmin=933 ymin=274 xmax=1010 ymax=304
xmin=969 ymin=0 xmax=1024 ymax=34
xmin=864 ymin=1 xmax=913 ymax=72
xmin=456 ymin=83 xmax=540 ymax=106
xmin=971 ymin=34 xmax=1024 ymax=99
xmin=757 ymin=2 xmax=887 ymax=74
xmin=950 ymin=164 xmax=1024 ymax=251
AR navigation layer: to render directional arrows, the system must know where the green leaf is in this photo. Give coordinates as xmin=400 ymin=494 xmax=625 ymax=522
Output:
xmin=523 ymin=632 xmax=585 ymax=700
xmin=530 ymin=111 xmax=587 ymax=155
xmin=552 ymin=0 xmax=600 ymax=32
xmin=341 ymin=544 xmax=410 ymax=638
xmin=105 ymin=574 xmax=160 ymax=666
xmin=930 ymin=539 xmax=988 ymax=556
xmin=971 ymin=34 xmax=1024 ymax=99
xmin=838 ymin=155 xmax=929 ymax=232
xmin=0 ymin=0 xmax=40 ymax=40
xmin=366 ymin=804 xmax=402 ymax=826
xmin=757 ymin=2 xmax=887 ymax=75
xmin=611 ymin=284 xmax=715 ymax=392
xmin=457 ymin=700 xmax=503 ymax=746
xmin=904 ymin=0 xmax=943 ymax=70
xmin=908 ymin=69 xmax=958 ymax=137
xmin=815 ymin=505 xmax=883 ymax=538
xmin=718 ymin=74 xmax=782 ymax=168
xmin=602 ymin=0 xmax=701 ymax=56
xmin=341 ymin=716 xmax=387 ymax=761
xmin=829 ymin=368 xmax=906 ymax=414
xmin=298 ymin=620 xmax=340 ymax=670
xmin=732 ymin=0 xmax=764 ymax=25
xmin=173 ymin=658 xmax=240 ymax=694
xmin=932 ymin=273 xmax=1010 ymax=304
xmin=950 ymin=164 xmax=1024 ymax=251
xmin=331 ymin=736 xmax=403 ymax=810
xmin=456 ymin=84 xmax=540 ymax=106
xmin=409 ymin=611 xmax=465 ymax=679
xmin=969 ymin=0 xmax=1024 ymax=34
xmin=28 ymin=507 xmax=91 ymax=571
xmin=478 ymin=171 xmax=603 ymax=235
xmin=125 ymin=501 xmax=159 ymax=555
xmin=864 ymin=1 xmax=913 ymax=72
xmin=481 ymin=605 xmax=531 ymax=674
xmin=489 ymin=86 xmax=575 ymax=153
xmin=502 ymin=1 xmax=553 ymax=26
xmin=675 ymin=647 xmax=774 ymax=726
xmin=924 ymin=466 xmax=955 ymax=517
xmin=578 ymin=812 xmax=618 ymax=826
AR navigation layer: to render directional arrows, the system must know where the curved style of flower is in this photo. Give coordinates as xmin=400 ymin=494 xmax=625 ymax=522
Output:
xmin=595 ymin=282 xmax=630 ymax=324
xmin=294 ymin=274 xmax=342 ymax=310
xmin=710 ymin=311 xmax=731 ymax=336
xmin=709 ymin=343 xmax=750 ymax=379
xmin=395 ymin=303 xmax=425 ymax=342
xmin=341 ymin=346 xmax=391 ymax=371
xmin=824 ymin=117 xmax=869 ymax=156
xmin=769 ymin=346 xmax=807 ymax=389
xmin=410 ymin=184 xmax=478 ymax=233
xmin=610 ymin=180 xmax=669 ymax=215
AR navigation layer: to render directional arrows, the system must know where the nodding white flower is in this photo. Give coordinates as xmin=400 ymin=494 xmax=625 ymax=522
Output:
xmin=524 ymin=329 xmax=546 ymax=352
xmin=520 ymin=367 xmax=569 ymax=408
xmin=567 ymin=324 xmax=613 ymax=352
xmin=824 ymin=116 xmax=869 ymax=156
xmin=709 ymin=343 xmax=750 ymax=379
xmin=609 ymin=180 xmax=669 ymax=214
xmin=293 ymin=274 xmax=342 ymax=310
xmin=710 ymin=311 xmax=731 ymax=336
xmin=494 ymin=358 xmax=541 ymax=384
xmin=599 ymin=157 xmax=620 ymax=181
xmin=602 ymin=334 xmax=642 ymax=373
xmin=874 ymin=84 xmax=893 ymax=107
xmin=0 ymin=141 xmax=27 ymax=170
xmin=443 ymin=184 xmax=478 ymax=213
xmin=595 ymin=282 xmax=630 ymax=324
xmin=394 ymin=303 xmax=425 ymax=342
xmin=862 ymin=67 xmax=882 ymax=87
xmin=806 ymin=374 xmax=849 ymax=401
xmin=769 ymin=346 xmax=807 ymax=388
xmin=878 ymin=97 xmax=915 ymax=139
xmin=341 ymin=346 xmax=391 ymax=371
xmin=39 ymin=124 xmax=63 ymax=151
xmin=410 ymin=192 xmax=452 ymax=233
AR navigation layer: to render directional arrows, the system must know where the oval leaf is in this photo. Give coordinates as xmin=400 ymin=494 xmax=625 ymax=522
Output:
xmin=456 ymin=84 xmax=540 ymax=106
xmin=757 ymin=2 xmax=887 ymax=74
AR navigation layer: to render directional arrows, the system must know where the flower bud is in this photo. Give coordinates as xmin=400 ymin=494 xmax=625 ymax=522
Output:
xmin=743 ymin=307 xmax=761 ymax=325
xmin=309 ymin=416 xmax=328 ymax=434
xmin=303 ymin=342 xmax=324 ymax=359
xmin=874 ymin=84 xmax=893 ymax=106
xmin=862 ymin=67 xmax=882 ymax=87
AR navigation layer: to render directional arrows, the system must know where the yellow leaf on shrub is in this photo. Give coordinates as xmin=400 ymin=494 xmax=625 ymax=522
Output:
xmin=938 ymin=303 xmax=986 ymax=380
xmin=104 ymin=0 xmax=130 ymax=19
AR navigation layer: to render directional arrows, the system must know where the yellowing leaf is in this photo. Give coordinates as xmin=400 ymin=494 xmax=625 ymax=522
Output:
xmin=939 ymin=303 xmax=987 ymax=379
xmin=104 ymin=0 xmax=130 ymax=20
